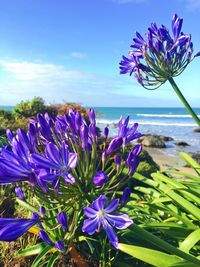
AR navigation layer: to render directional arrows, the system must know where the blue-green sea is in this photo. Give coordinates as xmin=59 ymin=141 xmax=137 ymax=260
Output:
xmin=93 ymin=107 xmax=200 ymax=156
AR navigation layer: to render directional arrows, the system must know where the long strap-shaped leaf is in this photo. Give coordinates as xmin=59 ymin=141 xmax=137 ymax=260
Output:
xmin=180 ymin=152 xmax=200 ymax=176
xmin=18 ymin=242 xmax=47 ymax=257
xmin=179 ymin=229 xmax=200 ymax=253
xmin=47 ymin=251 xmax=60 ymax=267
xmin=31 ymin=245 xmax=53 ymax=267
xmin=118 ymin=243 xmax=190 ymax=267
xmin=128 ymin=224 xmax=200 ymax=265
xmin=152 ymin=174 xmax=200 ymax=220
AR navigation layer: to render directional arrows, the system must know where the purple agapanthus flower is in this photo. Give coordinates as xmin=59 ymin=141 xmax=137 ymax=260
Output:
xmin=0 ymin=217 xmax=39 ymax=242
xmin=118 ymin=116 xmax=143 ymax=145
xmin=31 ymin=141 xmax=77 ymax=185
xmin=82 ymin=195 xmax=133 ymax=248
xmin=120 ymin=14 xmax=200 ymax=89
xmin=0 ymin=130 xmax=36 ymax=185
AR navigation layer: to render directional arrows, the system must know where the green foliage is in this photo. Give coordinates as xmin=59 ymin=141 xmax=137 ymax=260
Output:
xmin=137 ymin=150 xmax=160 ymax=176
xmin=0 ymin=97 xmax=89 ymax=137
xmin=0 ymin=109 xmax=13 ymax=120
xmin=14 ymin=97 xmax=45 ymax=118
xmin=117 ymin=153 xmax=200 ymax=266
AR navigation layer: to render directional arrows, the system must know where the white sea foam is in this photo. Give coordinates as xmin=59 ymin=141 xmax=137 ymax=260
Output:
xmin=96 ymin=119 xmax=196 ymax=127
xmin=136 ymin=114 xmax=200 ymax=118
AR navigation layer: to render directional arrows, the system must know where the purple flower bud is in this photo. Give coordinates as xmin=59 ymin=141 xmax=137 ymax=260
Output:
xmin=55 ymin=240 xmax=65 ymax=252
xmin=106 ymin=137 xmax=123 ymax=155
xmin=126 ymin=144 xmax=142 ymax=176
xmin=57 ymin=212 xmax=68 ymax=231
xmin=40 ymin=206 xmax=46 ymax=216
xmin=114 ymin=155 xmax=121 ymax=167
xmin=6 ymin=129 xmax=14 ymax=143
xmin=194 ymin=51 xmax=200 ymax=57
xmin=132 ymin=144 xmax=142 ymax=156
xmin=75 ymin=112 xmax=82 ymax=131
xmin=38 ymin=230 xmax=55 ymax=246
xmin=15 ymin=186 xmax=25 ymax=201
xmin=102 ymin=151 xmax=106 ymax=162
xmin=80 ymin=124 xmax=88 ymax=151
xmin=93 ymin=170 xmax=108 ymax=186
xmin=89 ymin=123 xmax=97 ymax=143
xmin=121 ymin=187 xmax=131 ymax=206
xmin=88 ymin=109 xmax=96 ymax=124
xmin=104 ymin=127 xmax=109 ymax=139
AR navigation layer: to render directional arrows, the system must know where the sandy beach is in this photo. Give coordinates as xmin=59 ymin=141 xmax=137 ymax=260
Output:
xmin=145 ymin=147 xmax=197 ymax=176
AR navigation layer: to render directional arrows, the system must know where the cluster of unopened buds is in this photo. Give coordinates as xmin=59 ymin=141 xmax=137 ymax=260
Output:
xmin=0 ymin=108 xmax=143 ymax=254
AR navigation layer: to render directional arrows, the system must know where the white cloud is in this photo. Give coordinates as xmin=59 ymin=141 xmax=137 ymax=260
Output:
xmin=0 ymin=61 xmax=90 ymax=81
xmin=70 ymin=52 xmax=88 ymax=59
xmin=0 ymin=59 xmax=142 ymax=106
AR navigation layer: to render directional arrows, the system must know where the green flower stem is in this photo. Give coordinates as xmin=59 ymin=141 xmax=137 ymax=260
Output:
xmin=168 ymin=77 xmax=200 ymax=126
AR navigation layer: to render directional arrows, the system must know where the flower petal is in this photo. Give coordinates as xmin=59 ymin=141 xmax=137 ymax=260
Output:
xmin=39 ymin=169 xmax=57 ymax=182
xmin=106 ymin=214 xmax=133 ymax=230
xmin=0 ymin=219 xmax=37 ymax=242
xmin=82 ymin=218 xmax=98 ymax=235
xmin=105 ymin=199 xmax=119 ymax=213
xmin=30 ymin=154 xmax=59 ymax=169
xmin=91 ymin=195 xmax=107 ymax=211
xmin=45 ymin=143 xmax=61 ymax=165
xmin=104 ymin=224 xmax=119 ymax=248
xmin=84 ymin=207 xmax=97 ymax=218
xmin=68 ymin=153 xmax=78 ymax=169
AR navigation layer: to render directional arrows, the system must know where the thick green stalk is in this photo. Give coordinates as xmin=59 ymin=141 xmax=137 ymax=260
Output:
xmin=168 ymin=77 xmax=200 ymax=126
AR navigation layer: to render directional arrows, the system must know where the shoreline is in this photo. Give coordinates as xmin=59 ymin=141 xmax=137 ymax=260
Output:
xmin=145 ymin=147 xmax=197 ymax=175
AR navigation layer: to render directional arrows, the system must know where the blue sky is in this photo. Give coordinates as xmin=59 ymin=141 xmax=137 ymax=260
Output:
xmin=0 ymin=0 xmax=200 ymax=107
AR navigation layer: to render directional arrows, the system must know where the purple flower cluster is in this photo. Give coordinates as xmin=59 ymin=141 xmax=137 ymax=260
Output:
xmin=0 ymin=109 xmax=142 ymax=249
xmin=120 ymin=14 xmax=200 ymax=89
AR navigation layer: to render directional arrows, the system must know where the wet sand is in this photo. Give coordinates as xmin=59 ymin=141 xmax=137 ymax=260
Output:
xmin=145 ymin=147 xmax=198 ymax=176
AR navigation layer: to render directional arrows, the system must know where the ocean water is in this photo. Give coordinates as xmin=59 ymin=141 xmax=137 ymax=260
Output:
xmin=93 ymin=107 xmax=200 ymax=156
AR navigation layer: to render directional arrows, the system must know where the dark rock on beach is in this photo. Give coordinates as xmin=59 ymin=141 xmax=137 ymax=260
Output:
xmin=138 ymin=135 xmax=166 ymax=148
xmin=193 ymin=128 xmax=200 ymax=133
xmin=175 ymin=141 xmax=190 ymax=147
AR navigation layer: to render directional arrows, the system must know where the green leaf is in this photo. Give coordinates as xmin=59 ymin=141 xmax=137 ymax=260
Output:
xmin=18 ymin=242 xmax=47 ymax=257
xmin=163 ymin=169 xmax=200 ymax=181
xmin=16 ymin=198 xmax=38 ymax=213
xmin=31 ymin=245 xmax=53 ymax=267
xmin=151 ymin=174 xmax=200 ymax=221
xmin=180 ymin=152 xmax=200 ymax=176
xmin=179 ymin=229 xmax=200 ymax=253
xmin=118 ymin=243 xmax=183 ymax=267
xmin=128 ymin=224 xmax=200 ymax=265
xmin=47 ymin=251 xmax=60 ymax=267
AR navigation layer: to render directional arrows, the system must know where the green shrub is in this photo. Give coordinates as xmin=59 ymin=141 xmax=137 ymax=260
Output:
xmin=14 ymin=97 xmax=45 ymax=118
